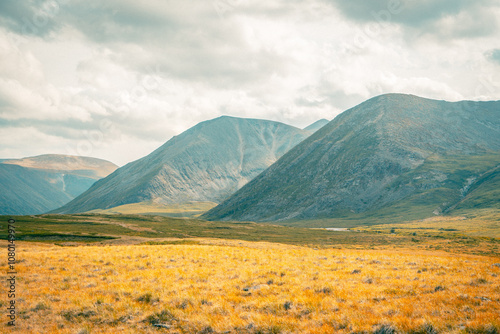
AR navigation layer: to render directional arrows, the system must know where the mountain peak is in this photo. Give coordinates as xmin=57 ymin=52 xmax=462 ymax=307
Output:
xmin=304 ymin=119 xmax=329 ymax=133
xmin=53 ymin=116 xmax=310 ymax=214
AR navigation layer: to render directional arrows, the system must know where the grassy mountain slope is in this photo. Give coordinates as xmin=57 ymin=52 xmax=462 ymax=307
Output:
xmin=203 ymin=94 xmax=500 ymax=222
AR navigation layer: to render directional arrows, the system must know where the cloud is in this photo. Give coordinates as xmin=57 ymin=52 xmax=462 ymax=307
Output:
xmin=327 ymin=0 xmax=463 ymax=25
xmin=70 ymin=2 xmax=293 ymax=88
xmin=326 ymin=0 xmax=500 ymax=40
xmin=0 ymin=0 xmax=315 ymax=89
xmin=0 ymin=0 xmax=499 ymax=164
xmin=0 ymin=0 xmax=62 ymax=38
xmin=486 ymin=49 xmax=500 ymax=65
xmin=0 ymin=125 xmax=162 ymax=166
xmin=0 ymin=32 xmax=93 ymax=122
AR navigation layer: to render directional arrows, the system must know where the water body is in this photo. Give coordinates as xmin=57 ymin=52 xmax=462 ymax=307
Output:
xmin=324 ymin=228 xmax=350 ymax=232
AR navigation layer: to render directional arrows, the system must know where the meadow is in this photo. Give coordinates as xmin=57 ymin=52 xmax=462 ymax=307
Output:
xmin=0 ymin=214 xmax=499 ymax=333
xmin=87 ymin=202 xmax=218 ymax=218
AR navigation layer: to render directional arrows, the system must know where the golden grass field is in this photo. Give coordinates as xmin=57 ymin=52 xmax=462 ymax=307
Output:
xmin=1 ymin=239 xmax=499 ymax=334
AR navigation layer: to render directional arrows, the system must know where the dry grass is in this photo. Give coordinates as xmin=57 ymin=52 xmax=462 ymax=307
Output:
xmin=1 ymin=240 xmax=499 ymax=334
xmin=88 ymin=201 xmax=218 ymax=218
xmin=357 ymin=209 xmax=500 ymax=239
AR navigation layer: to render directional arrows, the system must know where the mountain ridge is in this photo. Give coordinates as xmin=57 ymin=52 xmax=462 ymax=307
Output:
xmin=3 ymin=154 xmax=118 ymax=178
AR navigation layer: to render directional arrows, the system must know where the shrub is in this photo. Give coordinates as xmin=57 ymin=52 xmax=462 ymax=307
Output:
xmin=373 ymin=325 xmax=396 ymax=334
xmin=466 ymin=325 xmax=499 ymax=334
xmin=136 ymin=293 xmax=157 ymax=304
xmin=408 ymin=324 xmax=438 ymax=334
xmin=146 ymin=309 xmax=177 ymax=325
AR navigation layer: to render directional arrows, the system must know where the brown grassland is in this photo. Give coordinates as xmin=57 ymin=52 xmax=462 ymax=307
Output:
xmin=1 ymin=235 xmax=499 ymax=334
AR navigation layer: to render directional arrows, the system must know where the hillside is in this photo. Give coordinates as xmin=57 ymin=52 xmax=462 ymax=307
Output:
xmin=0 ymin=155 xmax=118 ymax=215
xmin=53 ymin=116 xmax=310 ymax=214
xmin=203 ymin=94 xmax=500 ymax=222
xmin=0 ymin=164 xmax=73 ymax=215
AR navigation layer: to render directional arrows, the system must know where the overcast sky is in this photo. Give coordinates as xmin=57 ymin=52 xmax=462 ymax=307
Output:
xmin=1 ymin=0 xmax=499 ymax=165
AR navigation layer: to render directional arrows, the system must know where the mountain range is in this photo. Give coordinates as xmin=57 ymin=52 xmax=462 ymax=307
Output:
xmin=3 ymin=94 xmax=499 ymax=222
xmin=203 ymin=94 xmax=500 ymax=222
xmin=53 ymin=116 xmax=314 ymax=214
xmin=0 ymin=155 xmax=117 ymax=215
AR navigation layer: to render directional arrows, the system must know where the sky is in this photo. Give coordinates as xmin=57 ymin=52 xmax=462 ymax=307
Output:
xmin=0 ymin=0 xmax=499 ymax=166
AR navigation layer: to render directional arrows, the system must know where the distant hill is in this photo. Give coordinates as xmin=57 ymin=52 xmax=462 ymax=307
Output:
xmin=304 ymin=119 xmax=329 ymax=133
xmin=203 ymin=94 xmax=500 ymax=222
xmin=53 ymin=116 xmax=310 ymax=214
xmin=3 ymin=154 xmax=117 ymax=178
xmin=0 ymin=155 xmax=118 ymax=215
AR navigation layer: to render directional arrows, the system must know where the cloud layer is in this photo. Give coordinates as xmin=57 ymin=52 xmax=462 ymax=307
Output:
xmin=1 ymin=0 xmax=499 ymax=165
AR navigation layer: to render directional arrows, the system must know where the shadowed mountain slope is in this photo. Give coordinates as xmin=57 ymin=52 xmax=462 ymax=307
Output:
xmin=0 ymin=155 xmax=117 ymax=215
xmin=203 ymin=94 xmax=500 ymax=222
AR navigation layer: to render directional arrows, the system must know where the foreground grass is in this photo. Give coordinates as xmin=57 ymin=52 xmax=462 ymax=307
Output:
xmin=1 ymin=240 xmax=499 ymax=334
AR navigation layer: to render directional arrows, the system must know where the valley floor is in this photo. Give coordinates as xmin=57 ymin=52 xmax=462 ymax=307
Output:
xmin=1 ymin=238 xmax=499 ymax=334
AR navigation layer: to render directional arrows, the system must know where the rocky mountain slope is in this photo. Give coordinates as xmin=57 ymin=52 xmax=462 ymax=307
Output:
xmin=0 ymin=155 xmax=118 ymax=215
xmin=53 ymin=116 xmax=311 ymax=214
xmin=203 ymin=94 xmax=500 ymax=222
